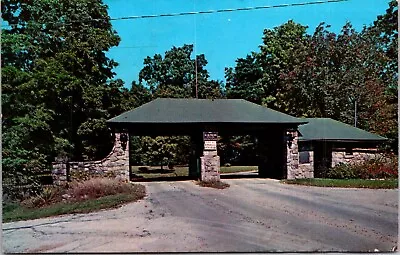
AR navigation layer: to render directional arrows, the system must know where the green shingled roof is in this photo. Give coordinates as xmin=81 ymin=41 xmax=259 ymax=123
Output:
xmin=298 ymin=118 xmax=387 ymax=142
xmin=108 ymin=98 xmax=306 ymax=124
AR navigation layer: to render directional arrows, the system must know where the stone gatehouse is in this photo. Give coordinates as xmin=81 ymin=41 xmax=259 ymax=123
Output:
xmin=52 ymin=99 xmax=387 ymax=184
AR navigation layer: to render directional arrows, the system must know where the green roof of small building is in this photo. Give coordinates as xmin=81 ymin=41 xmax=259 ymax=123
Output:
xmin=298 ymin=118 xmax=387 ymax=142
xmin=107 ymin=98 xmax=306 ymax=125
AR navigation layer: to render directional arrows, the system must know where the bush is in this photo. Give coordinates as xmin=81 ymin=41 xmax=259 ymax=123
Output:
xmin=21 ymin=186 xmax=64 ymax=208
xmin=67 ymin=178 xmax=135 ymax=201
xmin=327 ymin=155 xmax=398 ymax=180
xmin=327 ymin=163 xmax=358 ymax=179
xmin=357 ymin=156 xmax=398 ymax=179
xmin=196 ymin=180 xmax=230 ymax=189
xmin=19 ymin=178 xmax=140 ymax=208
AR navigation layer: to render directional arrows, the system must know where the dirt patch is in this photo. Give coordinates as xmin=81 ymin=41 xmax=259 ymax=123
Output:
xmin=196 ymin=180 xmax=230 ymax=189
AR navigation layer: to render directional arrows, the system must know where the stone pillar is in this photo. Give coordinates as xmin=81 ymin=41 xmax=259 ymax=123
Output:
xmin=107 ymin=132 xmax=130 ymax=182
xmin=286 ymin=130 xmax=300 ymax=180
xmin=257 ymin=130 xmax=286 ymax=179
xmin=200 ymin=152 xmax=220 ymax=182
xmin=52 ymin=161 xmax=68 ymax=185
xmin=200 ymin=131 xmax=220 ymax=182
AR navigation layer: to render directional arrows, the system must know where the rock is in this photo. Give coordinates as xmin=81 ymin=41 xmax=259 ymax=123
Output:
xmin=62 ymin=194 xmax=71 ymax=199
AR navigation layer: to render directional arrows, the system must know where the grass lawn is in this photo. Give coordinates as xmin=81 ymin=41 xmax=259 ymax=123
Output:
xmin=3 ymin=184 xmax=146 ymax=223
xmin=281 ymin=178 xmax=398 ymax=189
xmin=131 ymin=165 xmax=257 ymax=178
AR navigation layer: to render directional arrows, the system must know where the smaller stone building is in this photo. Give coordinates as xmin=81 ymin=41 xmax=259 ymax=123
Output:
xmin=297 ymin=118 xmax=387 ymax=177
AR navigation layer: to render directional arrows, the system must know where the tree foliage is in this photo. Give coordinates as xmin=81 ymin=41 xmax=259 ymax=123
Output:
xmin=139 ymin=44 xmax=224 ymax=99
xmin=2 ymin=0 xmax=130 ymax=197
xmin=132 ymin=44 xmax=225 ymax=166
xmin=226 ymin=1 xmax=397 ymax=152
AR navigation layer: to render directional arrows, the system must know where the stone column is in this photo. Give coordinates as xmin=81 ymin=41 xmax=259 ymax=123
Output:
xmin=201 ymin=151 xmax=220 ymax=182
xmin=97 ymin=132 xmax=130 ymax=182
xmin=286 ymin=130 xmax=300 ymax=180
xmin=51 ymin=161 xmax=68 ymax=185
xmin=200 ymin=131 xmax=220 ymax=182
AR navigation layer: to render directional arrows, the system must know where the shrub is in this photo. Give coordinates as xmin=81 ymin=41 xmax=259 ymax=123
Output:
xmin=327 ymin=163 xmax=358 ymax=179
xmin=20 ymin=178 xmax=139 ymax=208
xmin=357 ymin=156 xmax=398 ymax=179
xmin=327 ymin=155 xmax=398 ymax=180
xmin=21 ymin=186 xmax=64 ymax=208
xmin=196 ymin=180 xmax=230 ymax=189
xmin=66 ymin=178 xmax=135 ymax=201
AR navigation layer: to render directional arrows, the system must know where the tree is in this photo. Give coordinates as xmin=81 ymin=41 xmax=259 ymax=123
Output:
xmin=226 ymin=3 xmax=398 ymax=152
xmin=2 ymin=0 xmax=125 ymax=159
xmin=225 ymin=53 xmax=264 ymax=103
xmin=132 ymin=45 xmax=224 ymax=167
xmin=131 ymin=136 xmax=191 ymax=169
xmin=226 ymin=20 xmax=309 ymax=112
xmin=139 ymin=44 xmax=223 ymax=99
xmin=2 ymin=0 xmax=127 ymax=197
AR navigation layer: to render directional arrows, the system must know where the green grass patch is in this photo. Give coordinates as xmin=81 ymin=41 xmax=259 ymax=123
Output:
xmin=3 ymin=184 xmax=146 ymax=223
xmin=131 ymin=165 xmax=257 ymax=178
xmin=281 ymin=178 xmax=398 ymax=189
xmin=220 ymin=165 xmax=258 ymax=173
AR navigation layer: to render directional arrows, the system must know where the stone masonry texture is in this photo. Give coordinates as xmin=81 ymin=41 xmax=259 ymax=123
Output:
xmin=52 ymin=133 xmax=130 ymax=184
xmin=201 ymin=155 xmax=220 ymax=182
xmin=286 ymin=131 xmax=310 ymax=179
xmin=298 ymin=148 xmax=387 ymax=174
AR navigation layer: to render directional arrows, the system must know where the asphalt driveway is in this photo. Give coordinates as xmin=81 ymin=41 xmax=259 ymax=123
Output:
xmin=2 ymin=179 xmax=398 ymax=252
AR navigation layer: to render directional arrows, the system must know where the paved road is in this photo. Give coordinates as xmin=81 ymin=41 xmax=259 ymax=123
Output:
xmin=2 ymin=179 xmax=398 ymax=253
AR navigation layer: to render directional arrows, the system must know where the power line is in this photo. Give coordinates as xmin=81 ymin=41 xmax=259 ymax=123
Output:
xmin=109 ymin=0 xmax=347 ymax=21
xmin=3 ymin=0 xmax=347 ymax=28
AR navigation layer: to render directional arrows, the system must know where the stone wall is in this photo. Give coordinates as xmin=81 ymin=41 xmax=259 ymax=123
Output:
xmin=332 ymin=149 xmax=385 ymax=167
xmin=286 ymin=131 xmax=312 ymax=179
xmin=52 ymin=133 xmax=130 ymax=185
xmin=298 ymin=151 xmax=314 ymax=176
xmin=298 ymin=148 xmax=386 ymax=174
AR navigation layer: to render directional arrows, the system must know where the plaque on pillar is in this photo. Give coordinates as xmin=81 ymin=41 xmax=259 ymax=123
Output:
xmin=203 ymin=132 xmax=218 ymax=141
xmin=204 ymin=141 xmax=217 ymax=151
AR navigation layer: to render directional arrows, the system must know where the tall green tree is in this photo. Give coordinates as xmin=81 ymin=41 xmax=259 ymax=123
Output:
xmin=139 ymin=44 xmax=223 ymax=99
xmin=226 ymin=20 xmax=309 ymax=111
xmin=2 ymin=0 xmax=127 ymax=196
xmin=226 ymin=1 xmax=397 ymax=152
xmin=131 ymin=44 xmax=225 ymax=167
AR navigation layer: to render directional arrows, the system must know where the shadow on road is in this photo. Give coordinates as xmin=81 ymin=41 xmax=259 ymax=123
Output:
xmin=131 ymin=172 xmax=262 ymax=182
xmin=130 ymin=176 xmax=196 ymax=182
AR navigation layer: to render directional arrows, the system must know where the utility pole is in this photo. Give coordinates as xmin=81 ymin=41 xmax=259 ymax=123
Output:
xmin=354 ymin=99 xmax=357 ymax=127
xmin=194 ymin=0 xmax=198 ymax=99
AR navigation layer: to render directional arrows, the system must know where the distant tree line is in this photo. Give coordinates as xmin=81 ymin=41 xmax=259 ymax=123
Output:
xmin=2 ymin=0 xmax=397 ymax=193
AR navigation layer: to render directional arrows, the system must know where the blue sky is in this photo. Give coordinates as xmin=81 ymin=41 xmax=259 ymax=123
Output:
xmin=104 ymin=0 xmax=389 ymax=87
